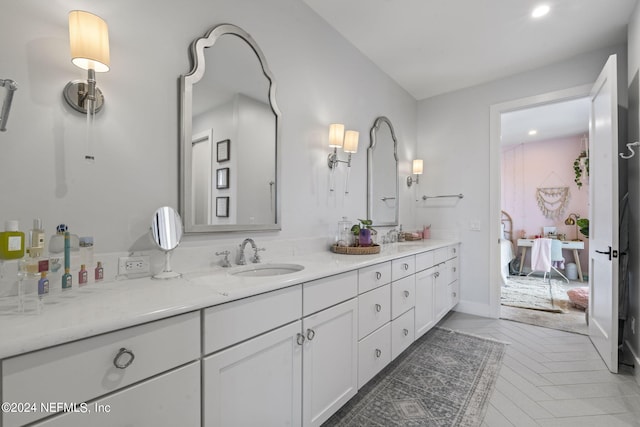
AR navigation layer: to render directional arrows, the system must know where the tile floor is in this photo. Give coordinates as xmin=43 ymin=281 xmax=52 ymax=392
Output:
xmin=439 ymin=311 xmax=640 ymax=426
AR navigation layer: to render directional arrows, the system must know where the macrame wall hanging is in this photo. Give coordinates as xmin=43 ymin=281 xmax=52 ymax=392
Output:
xmin=536 ymin=186 xmax=570 ymax=219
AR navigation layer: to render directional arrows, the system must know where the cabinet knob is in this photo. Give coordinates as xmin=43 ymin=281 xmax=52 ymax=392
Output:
xmin=376 ymin=272 xmax=382 ymax=280
xmin=306 ymin=328 xmax=316 ymax=341
xmin=113 ymin=347 xmax=135 ymax=369
xmin=375 ymin=349 xmax=382 ymax=358
xmin=403 ymin=290 xmax=410 ymax=298
xmin=403 ymin=263 xmax=409 ymax=270
xmin=375 ymin=303 xmax=382 ymax=313
xmin=403 ymin=328 xmax=409 ymax=336
xmin=453 ymin=267 xmax=456 ymax=272
xmin=434 ymin=272 xmax=440 ymax=278
xmin=453 ymin=248 xmax=457 ymax=254
xmin=296 ymin=333 xmax=306 ymax=346
xmin=453 ymin=292 xmax=457 ymax=298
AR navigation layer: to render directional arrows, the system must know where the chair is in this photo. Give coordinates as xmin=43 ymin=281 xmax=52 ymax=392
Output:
xmin=528 ymin=238 xmax=569 ymax=283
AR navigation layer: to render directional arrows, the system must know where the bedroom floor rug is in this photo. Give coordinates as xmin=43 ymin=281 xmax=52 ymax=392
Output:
xmin=500 ymin=275 xmax=569 ymax=313
xmin=323 ymin=327 xmax=507 ymax=427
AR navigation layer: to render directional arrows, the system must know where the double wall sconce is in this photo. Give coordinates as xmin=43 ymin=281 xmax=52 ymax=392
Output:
xmin=62 ymin=10 xmax=110 ymax=162
xmin=327 ymin=123 xmax=359 ymax=193
xmin=406 ymin=159 xmax=423 ymax=187
xmin=0 ymin=79 xmax=17 ymax=132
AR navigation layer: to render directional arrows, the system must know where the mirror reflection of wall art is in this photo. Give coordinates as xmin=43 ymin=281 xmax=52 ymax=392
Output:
xmin=217 ymin=139 xmax=230 ymax=162
xmin=216 ymin=196 xmax=229 ymax=217
xmin=216 ymin=167 xmax=230 ymax=189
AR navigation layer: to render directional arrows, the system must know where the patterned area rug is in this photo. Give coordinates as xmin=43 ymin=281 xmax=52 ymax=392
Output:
xmin=501 ymin=276 xmax=569 ymax=313
xmin=323 ymin=327 xmax=507 ymax=426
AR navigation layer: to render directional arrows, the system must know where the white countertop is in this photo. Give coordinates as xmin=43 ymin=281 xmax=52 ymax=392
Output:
xmin=0 ymin=240 xmax=456 ymax=360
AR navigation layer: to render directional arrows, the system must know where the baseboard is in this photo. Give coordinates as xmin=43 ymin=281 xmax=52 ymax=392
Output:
xmin=624 ymin=339 xmax=640 ymax=386
xmin=454 ymin=300 xmax=496 ymax=318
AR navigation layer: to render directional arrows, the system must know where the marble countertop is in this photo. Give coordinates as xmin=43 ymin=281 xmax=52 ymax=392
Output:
xmin=0 ymin=240 xmax=457 ymax=360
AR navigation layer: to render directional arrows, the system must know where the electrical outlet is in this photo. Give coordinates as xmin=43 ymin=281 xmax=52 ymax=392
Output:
xmin=470 ymin=220 xmax=481 ymax=231
xmin=118 ymin=255 xmax=150 ymax=277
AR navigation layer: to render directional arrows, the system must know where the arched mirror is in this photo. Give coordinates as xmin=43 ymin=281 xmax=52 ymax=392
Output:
xmin=151 ymin=206 xmax=183 ymax=279
xmin=367 ymin=116 xmax=399 ymax=226
xmin=179 ymin=24 xmax=281 ymax=233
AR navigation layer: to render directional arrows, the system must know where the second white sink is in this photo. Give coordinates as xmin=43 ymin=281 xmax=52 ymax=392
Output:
xmin=230 ymin=263 xmax=305 ymax=278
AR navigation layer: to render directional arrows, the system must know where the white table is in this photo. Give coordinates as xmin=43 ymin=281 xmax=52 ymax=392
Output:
xmin=517 ymin=238 xmax=585 ymax=282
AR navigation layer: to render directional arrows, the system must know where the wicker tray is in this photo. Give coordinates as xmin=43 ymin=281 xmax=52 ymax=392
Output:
xmin=403 ymin=233 xmax=423 ymax=241
xmin=331 ymin=244 xmax=381 ymax=255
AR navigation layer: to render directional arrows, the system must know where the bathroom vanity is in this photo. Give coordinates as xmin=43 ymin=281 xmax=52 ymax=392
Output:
xmin=0 ymin=240 xmax=459 ymax=427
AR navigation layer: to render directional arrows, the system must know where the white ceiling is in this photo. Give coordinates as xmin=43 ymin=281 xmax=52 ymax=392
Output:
xmin=302 ymin=0 xmax=636 ymax=101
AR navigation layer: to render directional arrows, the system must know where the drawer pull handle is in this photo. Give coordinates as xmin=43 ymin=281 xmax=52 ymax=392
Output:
xmin=453 ymin=292 xmax=457 ymax=298
xmin=404 ymin=290 xmax=410 ymax=298
xmin=375 ymin=303 xmax=382 ymax=312
xmin=376 ymin=272 xmax=382 ymax=280
xmin=403 ymin=263 xmax=409 ymax=270
xmin=434 ymin=272 xmax=440 ymax=278
xmin=453 ymin=267 xmax=456 ymax=272
xmin=375 ymin=349 xmax=382 ymax=358
xmin=296 ymin=333 xmax=306 ymax=346
xmin=403 ymin=328 xmax=409 ymax=336
xmin=113 ymin=347 xmax=135 ymax=369
xmin=306 ymin=328 xmax=316 ymax=341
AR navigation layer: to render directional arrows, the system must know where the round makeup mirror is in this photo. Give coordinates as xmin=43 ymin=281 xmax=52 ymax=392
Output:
xmin=151 ymin=206 xmax=183 ymax=279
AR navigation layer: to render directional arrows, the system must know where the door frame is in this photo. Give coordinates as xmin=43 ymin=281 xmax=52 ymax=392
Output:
xmin=488 ymin=84 xmax=592 ymax=318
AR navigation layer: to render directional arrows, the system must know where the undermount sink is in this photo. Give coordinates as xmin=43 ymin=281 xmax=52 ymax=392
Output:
xmin=230 ymin=263 xmax=305 ymax=277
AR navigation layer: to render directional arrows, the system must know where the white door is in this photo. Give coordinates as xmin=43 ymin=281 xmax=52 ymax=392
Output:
xmin=588 ymin=54 xmax=619 ymax=373
xmin=302 ymin=298 xmax=358 ymax=427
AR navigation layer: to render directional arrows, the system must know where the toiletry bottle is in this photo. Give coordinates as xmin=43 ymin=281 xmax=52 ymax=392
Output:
xmin=29 ymin=218 xmax=45 ymax=258
xmin=62 ymin=268 xmax=72 ymax=290
xmin=38 ymin=271 xmax=50 ymax=296
xmin=0 ymin=220 xmax=25 ymax=260
xmin=95 ymin=261 xmax=104 ymax=281
xmin=78 ymin=264 xmax=88 ymax=286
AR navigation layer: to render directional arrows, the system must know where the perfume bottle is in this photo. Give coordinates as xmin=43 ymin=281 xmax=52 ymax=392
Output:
xmin=78 ymin=264 xmax=88 ymax=286
xmin=95 ymin=261 xmax=104 ymax=282
xmin=62 ymin=268 xmax=72 ymax=290
xmin=29 ymin=218 xmax=45 ymax=258
xmin=38 ymin=271 xmax=50 ymax=296
xmin=0 ymin=220 xmax=25 ymax=260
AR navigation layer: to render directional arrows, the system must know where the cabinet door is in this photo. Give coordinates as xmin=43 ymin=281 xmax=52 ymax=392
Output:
xmin=33 ymin=362 xmax=200 ymax=427
xmin=391 ymin=308 xmax=415 ymax=360
xmin=391 ymin=275 xmax=415 ymax=319
xmin=303 ymin=298 xmax=358 ymax=427
xmin=204 ymin=321 xmax=302 ymax=427
xmin=415 ymin=266 xmax=436 ymax=338
xmin=434 ymin=266 xmax=450 ymax=321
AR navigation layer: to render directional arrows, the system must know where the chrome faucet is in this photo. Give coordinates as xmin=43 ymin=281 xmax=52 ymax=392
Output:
xmin=237 ymin=238 xmax=265 ymax=265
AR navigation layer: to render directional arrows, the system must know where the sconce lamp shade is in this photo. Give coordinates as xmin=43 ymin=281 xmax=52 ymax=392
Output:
xmin=343 ymin=130 xmax=359 ymax=153
xmin=328 ymin=123 xmax=345 ymax=148
xmin=69 ymin=10 xmax=110 ymax=72
xmin=412 ymin=159 xmax=424 ymax=175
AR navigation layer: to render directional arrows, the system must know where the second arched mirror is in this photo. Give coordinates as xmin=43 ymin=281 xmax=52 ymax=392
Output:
xmin=367 ymin=116 xmax=399 ymax=226
xmin=179 ymin=24 xmax=281 ymax=233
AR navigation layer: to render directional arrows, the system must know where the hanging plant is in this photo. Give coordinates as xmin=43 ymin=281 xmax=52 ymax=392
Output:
xmin=573 ymin=151 xmax=589 ymax=189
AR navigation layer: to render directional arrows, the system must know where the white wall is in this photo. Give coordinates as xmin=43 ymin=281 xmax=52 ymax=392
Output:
xmin=417 ymin=44 xmax=627 ymax=316
xmin=0 ymin=0 xmax=417 ymax=259
xmin=626 ymin=1 xmax=640 ymax=373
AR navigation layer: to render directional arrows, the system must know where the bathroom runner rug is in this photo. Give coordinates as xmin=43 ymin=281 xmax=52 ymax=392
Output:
xmin=323 ymin=327 xmax=507 ymax=427
xmin=501 ymin=275 xmax=569 ymax=313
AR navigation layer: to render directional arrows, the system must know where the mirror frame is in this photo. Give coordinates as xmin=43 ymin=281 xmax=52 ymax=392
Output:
xmin=179 ymin=23 xmax=282 ymax=233
xmin=367 ymin=116 xmax=399 ymax=227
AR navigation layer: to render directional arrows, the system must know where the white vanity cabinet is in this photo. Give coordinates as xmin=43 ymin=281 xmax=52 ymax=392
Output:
xmin=2 ymin=311 xmax=201 ymax=427
xmin=434 ymin=245 xmax=461 ymax=322
xmin=302 ymin=271 xmax=358 ymax=427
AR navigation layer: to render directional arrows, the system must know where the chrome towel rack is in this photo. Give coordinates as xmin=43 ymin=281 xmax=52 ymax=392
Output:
xmin=418 ymin=193 xmax=464 ymax=201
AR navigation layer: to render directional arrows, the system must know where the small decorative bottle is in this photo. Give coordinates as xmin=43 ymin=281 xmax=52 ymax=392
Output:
xmin=0 ymin=220 xmax=25 ymax=260
xmin=78 ymin=264 xmax=88 ymax=286
xmin=38 ymin=271 xmax=50 ymax=296
xmin=95 ymin=261 xmax=104 ymax=282
xmin=62 ymin=268 xmax=72 ymax=290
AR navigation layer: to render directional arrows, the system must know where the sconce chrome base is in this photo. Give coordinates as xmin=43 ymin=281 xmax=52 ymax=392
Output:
xmin=328 ymin=152 xmax=338 ymax=169
xmin=407 ymin=175 xmax=420 ymax=187
xmin=63 ymin=80 xmax=104 ymax=114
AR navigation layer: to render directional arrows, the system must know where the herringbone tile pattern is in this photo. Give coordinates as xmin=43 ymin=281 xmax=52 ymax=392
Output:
xmin=439 ymin=312 xmax=640 ymax=426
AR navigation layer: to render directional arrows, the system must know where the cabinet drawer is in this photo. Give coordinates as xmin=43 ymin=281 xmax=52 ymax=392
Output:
xmin=2 ymin=311 xmax=200 ymax=427
xmin=391 ymin=275 xmax=415 ymax=319
xmin=433 ymin=247 xmax=448 ymax=264
xmin=391 ymin=255 xmax=415 ymax=280
xmin=448 ymin=257 xmax=459 ymax=283
xmin=303 ymin=270 xmax=357 ymax=316
xmin=204 ymin=285 xmax=302 ymax=354
xmin=450 ymin=281 xmax=460 ymax=306
xmin=358 ymin=261 xmax=391 ymax=293
xmin=391 ymin=308 xmax=415 ymax=360
xmin=358 ymin=322 xmax=391 ymax=389
xmin=33 ymin=362 xmax=200 ymax=427
xmin=415 ymin=250 xmax=435 ymax=272
xmin=358 ymin=284 xmax=391 ymax=339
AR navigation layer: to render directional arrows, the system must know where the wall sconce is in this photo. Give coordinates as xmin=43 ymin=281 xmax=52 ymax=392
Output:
xmin=0 ymin=79 xmax=17 ymax=132
xmin=327 ymin=124 xmax=359 ymax=193
xmin=564 ymin=213 xmax=580 ymax=241
xmin=406 ymin=159 xmax=423 ymax=187
xmin=63 ymin=10 xmax=110 ymax=162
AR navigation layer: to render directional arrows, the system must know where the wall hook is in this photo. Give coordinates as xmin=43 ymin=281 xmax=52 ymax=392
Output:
xmin=620 ymin=141 xmax=640 ymax=159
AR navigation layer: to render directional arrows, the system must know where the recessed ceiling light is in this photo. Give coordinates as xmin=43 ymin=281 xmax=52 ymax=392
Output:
xmin=528 ymin=130 xmax=538 ymax=136
xmin=532 ymin=4 xmax=550 ymax=18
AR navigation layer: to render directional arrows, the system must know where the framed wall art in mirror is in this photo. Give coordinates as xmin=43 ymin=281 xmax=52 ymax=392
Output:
xmin=179 ymin=23 xmax=281 ymax=233
xmin=367 ymin=116 xmax=399 ymax=226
